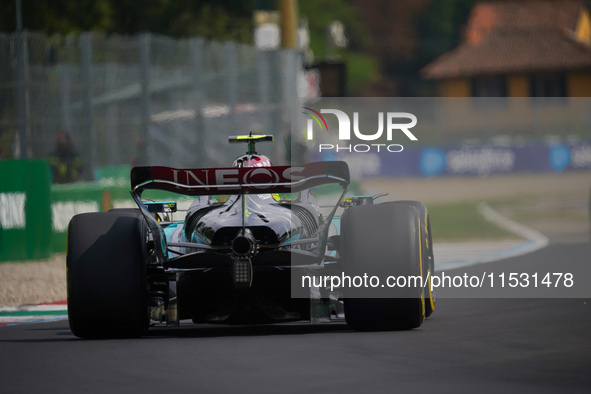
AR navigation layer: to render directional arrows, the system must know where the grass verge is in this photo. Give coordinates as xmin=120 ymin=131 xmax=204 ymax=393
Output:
xmin=427 ymin=201 xmax=519 ymax=242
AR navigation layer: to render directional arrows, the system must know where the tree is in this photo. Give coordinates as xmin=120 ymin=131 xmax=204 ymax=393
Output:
xmin=0 ymin=0 xmax=255 ymax=43
xmin=349 ymin=0 xmax=477 ymax=96
xmin=300 ymin=0 xmax=379 ymax=95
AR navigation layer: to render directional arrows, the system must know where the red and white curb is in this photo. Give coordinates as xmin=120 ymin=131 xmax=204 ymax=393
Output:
xmin=0 ymin=301 xmax=67 ymax=326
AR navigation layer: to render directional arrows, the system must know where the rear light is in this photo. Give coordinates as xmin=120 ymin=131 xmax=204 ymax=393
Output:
xmin=233 ymin=259 xmax=252 ymax=288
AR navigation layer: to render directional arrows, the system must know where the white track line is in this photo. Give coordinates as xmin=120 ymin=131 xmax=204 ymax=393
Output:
xmin=477 ymin=202 xmax=549 ymax=248
xmin=0 ymin=302 xmax=68 ymax=326
xmin=0 ymin=316 xmax=67 ymax=324
xmin=434 ymin=202 xmax=549 ymax=270
xmin=0 ymin=304 xmax=67 ymax=313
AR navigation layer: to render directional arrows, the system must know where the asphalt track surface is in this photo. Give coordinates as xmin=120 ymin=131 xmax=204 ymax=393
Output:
xmin=1 ymin=242 xmax=590 ymax=394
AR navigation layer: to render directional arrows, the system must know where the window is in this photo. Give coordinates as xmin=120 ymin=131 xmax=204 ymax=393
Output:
xmin=530 ymin=73 xmax=566 ymax=97
xmin=471 ymin=76 xmax=507 ymax=97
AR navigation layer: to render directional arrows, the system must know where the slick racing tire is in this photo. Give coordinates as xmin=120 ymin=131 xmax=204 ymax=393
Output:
xmin=342 ymin=202 xmax=425 ymax=331
xmin=108 ymin=208 xmax=140 ymax=213
xmin=67 ymin=211 xmax=149 ymax=339
xmin=393 ymin=201 xmax=435 ymax=318
xmin=110 ymin=207 xmax=163 ymax=222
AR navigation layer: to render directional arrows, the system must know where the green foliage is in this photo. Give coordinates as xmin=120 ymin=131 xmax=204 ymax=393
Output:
xmin=108 ymin=0 xmax=254 ymax=42
xmin=299 ymin=0 xmax=479 ymax=96
xmin=416 ymin=0 xmax=477 ymax=64
xmin=300 ymin=0 xmax=376 ymax=95
xmin=0 ymin=0 xmax=114 ymax=34
xmin=300 ymin=0 xmax=370 ymax=54
xmin=0 ymin=0 xmax=254 ymax=43
xmin=1 ymin=0 xmax=377 ymax=94
xmin=169 ymin=4 xmax=254 ymax=43
xmin=342 ymin=51 xmax=380 ymax=95
xmin=428 ymin=201 xmax=516 ymax=241
xmin=383 ymin=0 xmax=478 ymax=96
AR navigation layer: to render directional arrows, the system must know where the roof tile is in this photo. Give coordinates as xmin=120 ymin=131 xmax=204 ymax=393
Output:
xmin=422 ymin=0 xmax=591 ymax=79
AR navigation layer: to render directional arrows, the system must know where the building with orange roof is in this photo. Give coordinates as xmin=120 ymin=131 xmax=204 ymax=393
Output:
xmin=422 ymin=0 xmax=591 ymax=97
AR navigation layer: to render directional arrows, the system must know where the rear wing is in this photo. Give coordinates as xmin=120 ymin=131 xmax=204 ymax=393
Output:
xmin=130 ymin=161 xmax=349 ymax=264
xmin=130 ymin=161 xmax=350 ymax=196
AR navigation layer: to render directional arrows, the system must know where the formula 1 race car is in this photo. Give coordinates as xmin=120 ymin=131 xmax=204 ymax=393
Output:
xmin=67 ymin=134 xmax=435 ymax=338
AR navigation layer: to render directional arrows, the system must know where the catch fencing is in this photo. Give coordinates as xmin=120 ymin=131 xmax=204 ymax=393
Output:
xmin=0 ymin=31 xmax=302 ymax=178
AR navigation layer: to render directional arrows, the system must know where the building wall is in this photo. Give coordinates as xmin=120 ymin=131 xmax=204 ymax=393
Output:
xmin=439 ymin=75 xmax=532 ymax=97
xmin=567 ymin=72 xmax=591 ymax=96
xmin=439 ymin=79 xmax=471 ymax=97
xmin=439 ymin=72 xmax=591 ymax=97
xmin=506 ymin=74 xmax=529 ymax=97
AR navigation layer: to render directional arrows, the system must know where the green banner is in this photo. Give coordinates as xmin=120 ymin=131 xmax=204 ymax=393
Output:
xmin=2 ymin=162 xmax=193 ymax=258
xmin=50 ymin=181 xmax=135 ymax=252
xmin=0 ymin=160 xmax=52 ymax=262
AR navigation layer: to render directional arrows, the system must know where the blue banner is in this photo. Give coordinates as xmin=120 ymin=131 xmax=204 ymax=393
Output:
xmin=319 ymin=143 xmax=591 ymax=178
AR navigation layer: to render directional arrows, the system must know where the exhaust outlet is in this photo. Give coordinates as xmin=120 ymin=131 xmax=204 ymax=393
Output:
xmin=231 ymin=229 xmax=256 ymax=256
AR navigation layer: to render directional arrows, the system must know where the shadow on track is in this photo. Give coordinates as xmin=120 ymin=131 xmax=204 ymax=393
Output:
xmin=0 ymin=320 xmax=361 ymax=343
xmin=145 ymin=321 xmax=355 ymax=339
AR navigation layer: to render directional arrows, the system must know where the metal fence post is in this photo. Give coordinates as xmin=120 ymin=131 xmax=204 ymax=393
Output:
xmin=189 ymin=37 xmax=205 ymax=167
xmin=105 ymin=62 xmax=119 ymax=164
xmin=257 ymin=49 xmax=271 ymax=135
xmin=79 ymin=32 xmax=95 ymax=180
xmin=280 ymin=49 xmax=298 ymax=163
xmin=58 ymin=63 xmax=72 ymax=133
xmin=138 ymin=33 xmax=152 ymax=165
xmin=58 ymin=35 xmax=75 ymax=135
xmin=13 ymin=30 xmax=29 ymax=159
xmin=223 ymin=41 xmax=238 ymax=133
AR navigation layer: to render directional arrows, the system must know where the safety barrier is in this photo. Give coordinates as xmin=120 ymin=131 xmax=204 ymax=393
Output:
xmin=0 ymin=160 xmax=52 ymax=261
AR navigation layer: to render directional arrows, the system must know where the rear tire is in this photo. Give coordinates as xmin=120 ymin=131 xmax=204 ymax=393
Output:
xmin=67 ymin=211 xmax=149 ymax=338
xmin=342 ymin=202 xmax=425 ymax=331
xmin=394 ymin=201 xmax=435 ymax=317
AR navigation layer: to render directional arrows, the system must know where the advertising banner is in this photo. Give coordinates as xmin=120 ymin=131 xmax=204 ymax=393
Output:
xmin=0 ymin=160 xmax=52 ymax=262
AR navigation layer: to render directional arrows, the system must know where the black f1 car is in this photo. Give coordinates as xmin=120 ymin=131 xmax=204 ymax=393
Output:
xmin=67 ymin=134 xmax=435 ymax=338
